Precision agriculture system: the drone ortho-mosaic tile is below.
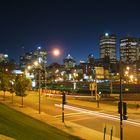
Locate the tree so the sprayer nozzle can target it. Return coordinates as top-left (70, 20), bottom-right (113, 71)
top-left (0, 59), bottom-right (17, 101)
top-left (14, 75), bottom-right (31, 107)
top-left (0, 59), bottom-right (17, 74)
top-left (0, 72), bottom-right (10, 101)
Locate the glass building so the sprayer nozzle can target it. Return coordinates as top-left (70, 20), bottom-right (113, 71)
top-left (100, 33), bottom-right (117, 64)
top-left (120, 37), bottom-right (139, 64)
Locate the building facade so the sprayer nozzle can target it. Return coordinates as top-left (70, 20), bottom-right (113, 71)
top-left (20, 47), bottom-right (47, 87)
top-left (20, 46), bottom-right (47, 69)
top-left (0, 53), bottom-right (8, 62)
top-left (100, 33), bottom-right (117, 64)
top-left (120, 37), bottom-right (139, 64)
top-left (63, 54), bottom-right (76, 69)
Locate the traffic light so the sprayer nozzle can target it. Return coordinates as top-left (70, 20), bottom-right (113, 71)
top-left (62, 92), bottom-right (66, 104)
top-left (123, 102), bottom-right (127, 115)
top-left (123, 115), bottom-right (128, 120)
top-left (123, 102), bottom-right (128, 120)
top-left (118, 102), bottom-right (122, 114)
top-left (118, 102), bottom-right (128, 120)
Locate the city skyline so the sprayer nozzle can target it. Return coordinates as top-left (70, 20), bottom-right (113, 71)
top-left (0, 0), bottom-right (140, 64)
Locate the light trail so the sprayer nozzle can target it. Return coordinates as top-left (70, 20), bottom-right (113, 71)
top-left (55, 104), bottom-right (140, 127)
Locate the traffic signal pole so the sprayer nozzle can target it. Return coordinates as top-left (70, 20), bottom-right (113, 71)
top-left (62, 102), bottom-right (64, 123)
top-left (62, 92), bottom-right (66, 123)
top-left (120, 62), bottom-right (123, 140)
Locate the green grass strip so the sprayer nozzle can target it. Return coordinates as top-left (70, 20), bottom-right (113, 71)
top-left (0, 103), bottom-right (81, 140)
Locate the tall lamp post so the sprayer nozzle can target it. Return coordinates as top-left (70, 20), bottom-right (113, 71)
top-left (27, 62), bottom-right (42, 114)
top-left (27, 48), bottom-right (60, 114)
top-left (34, 61), bottom-right (42, 114)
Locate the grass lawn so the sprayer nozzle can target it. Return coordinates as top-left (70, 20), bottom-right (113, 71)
top-left (0, 103), bottom-right (80, 140)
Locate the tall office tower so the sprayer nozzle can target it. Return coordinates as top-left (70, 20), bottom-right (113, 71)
top-left (100, 33), bottom-right (117, 63)
top-left (120, 37), bottom-right (139, 64)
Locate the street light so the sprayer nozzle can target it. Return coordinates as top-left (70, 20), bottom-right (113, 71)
top-left (130, 75), bottom-right (134, 82)
top-left (27, 62), bottom-right (42, 114)
top-left (34, 61), bottom-right (39, 66)
top-left (124, 66), bottom-right (136, 84)
top-left (26, 48), bottom-right (60, 114)
top-left (34, 61), bottom-right (41, 114)
top-left (126, 66), bottom-right (130, 71)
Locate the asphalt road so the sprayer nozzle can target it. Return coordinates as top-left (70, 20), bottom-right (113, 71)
top-left (1, 92), bottom-right (140, 140)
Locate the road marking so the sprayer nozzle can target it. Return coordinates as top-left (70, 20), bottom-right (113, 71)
top-left (69, 116), bottom-right (94, 122)
top-left (54, 112), bottom-right (84, 118)
top-left (55, 104), bottom-right (140, 127)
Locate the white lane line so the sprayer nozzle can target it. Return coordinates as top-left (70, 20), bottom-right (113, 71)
top-left (55, 104), bottom-right (140, 127)
top-left (54, 112), bottom-right (84, 118)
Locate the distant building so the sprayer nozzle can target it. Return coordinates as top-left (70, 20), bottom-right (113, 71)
top-left (100, 33), bottom-right (117, 64)
top-left (78, 54), bottom-right (95, 81)
top-left (0, 53), bottom-right (8, 62)
top-left (20, 46), bottom-right (47, 69)
top-left (46, 63), bottom-right (63, 82)
top-left (87, 54), bottom-right (94, 64)
top-left (120, 37), bottom-right (139, 64)
top-left (63, 54), bottom-right (76, 69)
top-left (20, 47), bottom-right (47, 88)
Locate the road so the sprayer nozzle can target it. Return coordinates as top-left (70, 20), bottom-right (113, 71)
top-left (55, 104), bottom-right (140, 140)
top-left (1, 92), bottom-right (140, 140)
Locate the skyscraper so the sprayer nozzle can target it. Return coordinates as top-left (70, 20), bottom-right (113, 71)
top-left (100, 33), bottom-right (117, 64)
top-left (120, 37), bottom-right (139, 64)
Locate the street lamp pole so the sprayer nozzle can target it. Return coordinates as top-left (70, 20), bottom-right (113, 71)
top-left (34, 61), bottom-right (41, 114)
top-left (119, 61), bottom-right (123, 140)
top-left (38, 68), bottom-right (41, 114)
top-left (27, 48), bottom-right (60, 114)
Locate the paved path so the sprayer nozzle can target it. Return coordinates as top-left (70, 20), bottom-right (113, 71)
top-left (0, 134), bottom-right (15, 140)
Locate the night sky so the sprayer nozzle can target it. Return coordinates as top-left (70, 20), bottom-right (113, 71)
top-left (0, 0), bottom-right (140, 64)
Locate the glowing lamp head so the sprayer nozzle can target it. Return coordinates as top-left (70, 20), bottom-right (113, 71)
top-left (53, 49), bottom-right (60, 56)
top-left (126, 66), bottom-right (130, 70)
top-left (130, 75), bottom-right (134, 79)
top-left (34, 61), bottom-right (39, 66)
top-left (27, 65), bottom-right (31, 70)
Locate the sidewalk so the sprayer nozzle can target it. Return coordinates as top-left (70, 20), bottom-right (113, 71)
top-left (0, 134), bottom-right (15, 140)
top-left (1, 100), bottom-right (119, 140)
